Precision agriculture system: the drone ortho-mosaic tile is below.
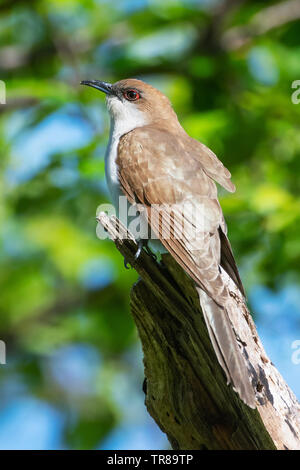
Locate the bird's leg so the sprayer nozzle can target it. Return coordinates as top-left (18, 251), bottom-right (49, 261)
top-left (134, 239), bottom-right (145, 261)
top-left (124, 239), bottom-right (157, 269)
top-left (124, 239), bottom-right (145, 269)
top-left (135, 239), bottom-right (158, 262)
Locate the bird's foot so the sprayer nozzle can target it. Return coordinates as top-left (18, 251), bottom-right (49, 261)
top-left (124, 258), bottom-right (131, 270)
top-left (124, 239), bottom-right (145, 269)
top-left (124, 240), bottom-right (157, 269)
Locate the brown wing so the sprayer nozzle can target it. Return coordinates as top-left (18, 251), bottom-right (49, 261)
top-left (117, 126), bottom-right (238, 305)
top-left (188, 139), bottom-right (236, 193)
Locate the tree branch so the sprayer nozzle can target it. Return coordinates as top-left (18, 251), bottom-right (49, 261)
top-left (222, 0), bottom-right (300, 51)
top-left (97, 212), bottom-right (300, 450)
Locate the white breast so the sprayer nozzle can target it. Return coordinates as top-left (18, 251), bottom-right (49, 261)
top-left (105, 127), bottom-right (123, 210)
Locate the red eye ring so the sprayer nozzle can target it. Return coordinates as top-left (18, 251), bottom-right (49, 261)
top-left (124, 89), bottom-right (140, 101)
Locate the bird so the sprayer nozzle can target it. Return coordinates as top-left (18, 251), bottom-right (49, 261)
top-left (81, 77), bottom-right (256, 409)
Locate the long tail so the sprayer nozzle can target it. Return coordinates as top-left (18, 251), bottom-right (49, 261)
top-left (197, 288), bottom-right (256, 408)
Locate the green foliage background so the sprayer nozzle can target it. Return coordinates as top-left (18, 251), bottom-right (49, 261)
top-left (1, 0), bottom-right (300, 449)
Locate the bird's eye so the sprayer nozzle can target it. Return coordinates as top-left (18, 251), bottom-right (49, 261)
top-left (124, 89), bottom-right (140, 101)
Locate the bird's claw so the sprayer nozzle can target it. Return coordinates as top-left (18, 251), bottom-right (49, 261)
top-left (124, 259), bottom-right (131, 269)
top-left (134, 239), bottom-right (144, 261)
top-left (123, 240), bottom-right (157, 269)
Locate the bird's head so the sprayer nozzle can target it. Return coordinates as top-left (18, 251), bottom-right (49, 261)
top-left (81, 78), bottom-right (179, 131)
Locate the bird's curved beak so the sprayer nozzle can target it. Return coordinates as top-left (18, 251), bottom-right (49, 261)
top-left (80, 80), bottom-right (113, 94)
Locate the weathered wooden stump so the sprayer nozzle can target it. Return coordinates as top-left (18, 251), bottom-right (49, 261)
top-left (97, 212), bottom-right (300, 450)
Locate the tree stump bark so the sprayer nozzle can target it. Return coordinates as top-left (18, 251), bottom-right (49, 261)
top-left (97, 212), bottom-right (300, 450)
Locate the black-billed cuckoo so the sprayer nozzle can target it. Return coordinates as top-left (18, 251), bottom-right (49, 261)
top-left (81, 78), bottom-right (256, 408)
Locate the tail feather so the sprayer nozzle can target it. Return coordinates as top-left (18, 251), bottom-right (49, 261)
top-left (198, 288), bottom-right (256, 409)
top-left (218, 227), bottom-right (246, 297)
